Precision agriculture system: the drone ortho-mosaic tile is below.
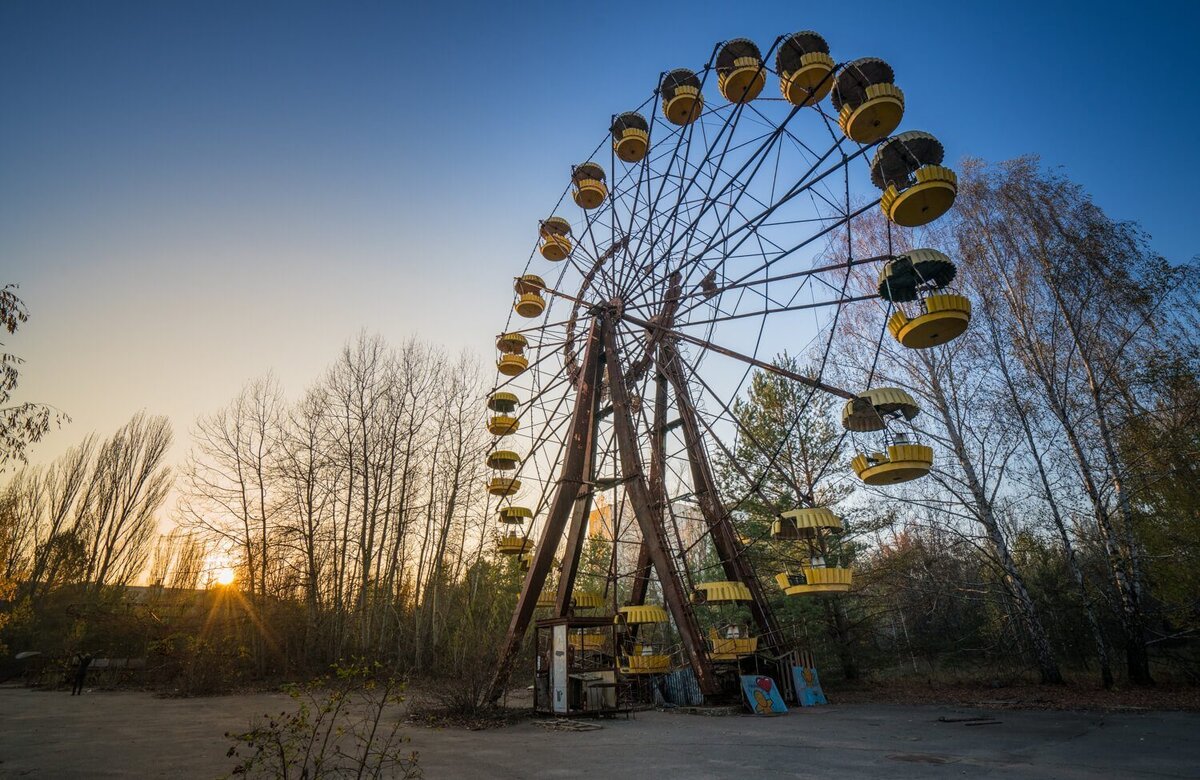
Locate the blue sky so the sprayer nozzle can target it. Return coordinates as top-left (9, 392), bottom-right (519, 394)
top-left (3, 0), bottom-right (1198, 465)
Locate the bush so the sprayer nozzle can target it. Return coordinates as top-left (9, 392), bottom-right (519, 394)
top-left (226, 661), bottom-right (420, 779)
top-left (150, 632), bottom-right (247, 695)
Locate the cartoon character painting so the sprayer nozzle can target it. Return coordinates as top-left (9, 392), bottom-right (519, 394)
top-left (741, 674), bottom-right (788, 715)
top-left (792, 664), bottom-right (828, 706)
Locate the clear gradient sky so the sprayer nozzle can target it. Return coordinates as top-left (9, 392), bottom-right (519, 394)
top-left (3, 0), bottom-right (1198, 468)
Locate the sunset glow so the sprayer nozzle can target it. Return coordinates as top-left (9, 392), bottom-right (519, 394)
top-left (206, 555), bottom-right (236, 587)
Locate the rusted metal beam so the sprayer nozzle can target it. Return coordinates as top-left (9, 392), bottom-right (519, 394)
top-left (626, 545), bottom-right (652, 609)
top-left (486, 319), bottom-right (604, 704)
top-left (660, 341), bottom-right (785, 655)
top-left (603, 315), bottom-right (719, 695)
top-left (554, 358), bottom-right (604, 615)
top-left (626, 362), bottom-right (669, 641)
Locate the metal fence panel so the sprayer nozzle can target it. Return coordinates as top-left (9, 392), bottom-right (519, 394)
top-left (662, 667), bottom-right (703, 706)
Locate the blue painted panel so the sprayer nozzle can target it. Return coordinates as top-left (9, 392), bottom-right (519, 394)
top-left (741, 674), bottom-right (788, 715)
top-left (791, 665), bottom-right (828, 706)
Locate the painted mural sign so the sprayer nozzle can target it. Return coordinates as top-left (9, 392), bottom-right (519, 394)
top-left (791, 665), bottom-right (828, 706)
top-left (741, 674), bottom-right (788, 715)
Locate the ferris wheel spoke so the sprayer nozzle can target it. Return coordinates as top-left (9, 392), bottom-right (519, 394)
top-left (654, 100), bottom-right (801, 254)
top-left (674, 198), bottom-right (878, 321)
top-left (500, 317), bottom-right (574, 337)
top-left (620, 84), bottom-right (710, 282)
top-left (621, 253), bottom-right (888, 319)
top-left (622, 100), bottom-right (788, 295)
top-left (512, 414), bottom-right (572, 517)
top-left (674, 344), bottom-right (820, 505)
top-left (670, 163), bottom-right (861, 304)
top-left (674, 137), bottom-right (871, 290)
top-left (619, 308), bottom-right (854, 399)
top-left (644, 125), bottom-right (789, 288)
top-left (672, 136), bottom-right (843, 269)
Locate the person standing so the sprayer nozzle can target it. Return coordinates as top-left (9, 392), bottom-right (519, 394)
top-left (71, 652), bottom-right (92, 696)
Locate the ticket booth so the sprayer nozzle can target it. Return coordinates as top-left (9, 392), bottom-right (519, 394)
top-left (533, 616), bottom-right (625, 716)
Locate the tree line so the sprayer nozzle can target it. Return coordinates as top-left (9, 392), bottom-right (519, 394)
top-left (807, 157), bottom-right (1197, 687)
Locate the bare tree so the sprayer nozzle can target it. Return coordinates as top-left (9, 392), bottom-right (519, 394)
top-left (25, 438), bottom-right (95, 597)
top-left (148, 529), bottom-right (209, 591)
top-left (831, 209), bottom-right (1064, 683)
top-left (950, 157), bottom-right (1192, 684)
top-left (182, 376), bottom-right (283, 599)
top-left (78, 412), bottom-right (172, 589)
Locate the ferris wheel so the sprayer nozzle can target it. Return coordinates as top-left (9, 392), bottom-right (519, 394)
top-left (482, 32), bottom-right (968, 703)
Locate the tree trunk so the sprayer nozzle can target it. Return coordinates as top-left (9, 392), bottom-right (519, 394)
top-left (989, 316), bottom-right (1114, 688)
top-left (926, 354), bottom-right (1063, 684)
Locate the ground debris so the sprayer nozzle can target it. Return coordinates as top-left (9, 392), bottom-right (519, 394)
top-left (938, 716), bottom-right (1000, 724)
top-left (405, 705), bottom-right (531, 731)
top-left (664, 704), bottom-right (742, 717)
top-left (533, 718), bottom-right (604, 732)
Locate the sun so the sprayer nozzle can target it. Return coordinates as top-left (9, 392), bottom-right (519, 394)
top-left (205, 553), bottom-right (237, 587)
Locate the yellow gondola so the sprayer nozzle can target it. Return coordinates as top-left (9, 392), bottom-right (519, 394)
top-left (487, 391), bottom-right (518, 413)
top-left (692, 580), bottom-right (752, 603)
top-left (775, 566), bottom-right (853, 596)
top-left (771, 507), bottom-right (842, 539)
top-left (496, 332), bottom-right (527, 354)
top-left (611, 112), bottom-right (649, 163)
top-left (572, 592), bottom-right (605, 610)
top-left (716, 38), bottom-right (765, 103)
top-left (871, 132), bottom-right (957, 227)
top-left (515, 274), bottom-right (544, 295)
top-left (571, 162), bottom-right (607, 209)
top-left (776, 31), bottom-right (834, 107)
top-left (497, 532), bottom-right (533, 555)
top-left (773, 506), bottom-right (853, 596)
top-left (616, 604), bottom-right (672, 674)
top-left (514, 293), bottom-right (545, 318)
top-left (661, 68), bottom-right (703, 125)
top-left (708, 628), bottom-right (758, 660)
top-left (488, 414), bottom-right (519, 436)
top-left (486, 450), bottom-right (521, 470)
top-left (488, 476), bottom-right (521, 496)
top-left (843, 388), bottom-right (933, 484)
top-left (615, 604), bottom-right (669, 624)
top-left (539, 217), bottom-right (572, 261)
top-left (851, 444), bottom-right (934, 484)
top-left (620, 648), bottom-right (672, 675)
top-left (889, 293), bottom-right (971, 348)
top-left (498, 505), bottom-right (532, 523)
top-left (841, 387), bottom-right (920, 432)
top-left (497, 354), bottom-right (527, 376)
top-left (513, 274), bottom-right (546, 318)
top-left (496, 332), bottom-right (529, 377)
top-left (518, 551), bottom-right (533, 572)
top-left (831, 57), bottom-right (904, 143)
top-left (878, 249), bottom-right (971, 348)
